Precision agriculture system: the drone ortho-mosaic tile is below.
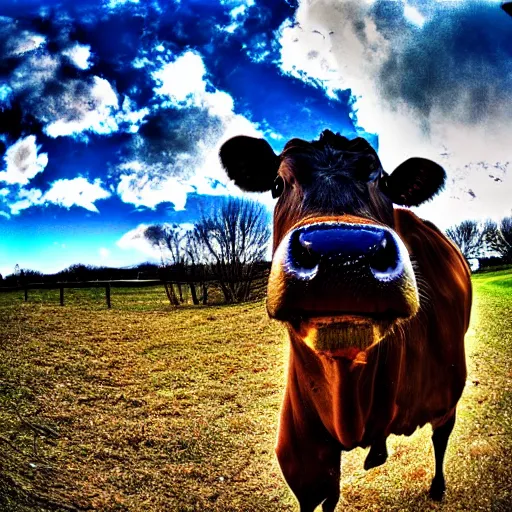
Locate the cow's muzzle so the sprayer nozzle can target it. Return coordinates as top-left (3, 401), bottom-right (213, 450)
top-left (267, 221), bottom-right (419, 353)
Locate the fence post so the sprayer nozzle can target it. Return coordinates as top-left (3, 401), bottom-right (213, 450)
top-left (106, 283), bottom-right (111, 309)
top-left (60, 286), bottom-right (64, 306)
top-left (24, 287), bottom-right (28, 302)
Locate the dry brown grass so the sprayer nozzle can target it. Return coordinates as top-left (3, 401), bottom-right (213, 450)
top-left (0, 272), bottom-right (511, 511)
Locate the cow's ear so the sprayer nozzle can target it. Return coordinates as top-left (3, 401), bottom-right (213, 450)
top-left (219, 136), bottom-right (279, 192)
top-left (380, 157), bottom-right (446, 206)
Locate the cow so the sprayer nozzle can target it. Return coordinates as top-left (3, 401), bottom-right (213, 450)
top-left (219, 130), bottom-right (472, 512)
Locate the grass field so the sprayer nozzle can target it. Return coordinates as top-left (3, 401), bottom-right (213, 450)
top-left (0, 271), bottom-right (511, 511)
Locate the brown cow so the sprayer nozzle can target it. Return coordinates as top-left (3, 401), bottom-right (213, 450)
top-left (219, 130), bottom-right (472, 512)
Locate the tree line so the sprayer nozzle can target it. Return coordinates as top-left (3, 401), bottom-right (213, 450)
top-left (2, 206), bottom-right (509, 304)
top-left (445, 216), bottom-right (512, 264)
top-left (0, 262), bottom-right (161, 286)
top-left (0, 197), bottom-right (271, 306)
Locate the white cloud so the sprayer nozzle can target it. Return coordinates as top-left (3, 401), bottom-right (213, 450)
top-left (415, 160), bottom-right (512, 230)
top-left (218, 0), bottom-right (255, 33)
top-left (0, 136), bottom-right (48, 185)
top-left (279, 1), bottom-right (389, 103)
top-left (7, 177), bottom-right (111, 215)
top-left (230, 5), bottom-right (247, 18)
top-left (277, 0), bottom-right (512, 230)
top-left (220, 22), bottom-right (242, 34)
top-left (43, 177), bottom-right (111, 212)
top-left (404, 4), bottom-right (426, 28)
top-left (8, 37), bottom-right (120, 140)
top-left (116, 224), bottom-right (161, 259)
top-left (207, 90), bottom-right (235, 118)
top-left (8, 31), bottom-right (45, 56)
top-left (116, 96), bottom-right (150, 133)
top-left (117, 164), bottom-right (194, 210)
top-left (0, 84), bottom-right (12, 105)
top-left (152, 51), bottom-right (235, 118)
top-left (11, 53), bottom-right (60, 94)
top-left (63, 44), bottom-right (92, 70)
top-left (45, 77), bottom-right (119, 138)
top-left (153, 52), bottom-right (207, 104)
top-left (106, 0), bottom-right (140, 8)
top-left (116, 222), bottom-right (196, 260)
top-left (117, 50), bottom-right (272, 210)
top-left (9, 188), bottom-right (43, 214)
top-left (116, 110), bottom-right (271, 210)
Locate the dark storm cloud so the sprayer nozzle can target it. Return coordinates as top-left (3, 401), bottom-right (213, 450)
top-left (13, 57), bottom-right (101, 126)
top-left (125, 106), bottom-right (224, 178)
top-left (373, 1), bottom-right (512, 124)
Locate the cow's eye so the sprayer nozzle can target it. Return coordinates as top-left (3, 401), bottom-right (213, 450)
top-left (354, 154), bottom-right (380, 182)
top-left (272, 176), bottom-right (285, 198)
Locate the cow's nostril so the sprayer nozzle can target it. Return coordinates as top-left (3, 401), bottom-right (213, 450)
top-left (369, 232), bottom-right (400, 277)
top-left (290, 231), bottom-right (321, 270)
top-left (284, 224), bottom-right (404, 282)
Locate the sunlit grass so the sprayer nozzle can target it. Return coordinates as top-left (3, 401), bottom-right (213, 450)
top-left (0, 270), bottom-right (511, 510)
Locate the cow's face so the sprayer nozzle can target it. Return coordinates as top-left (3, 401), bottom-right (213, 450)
top-left (220, 130), bottom-right (446, 358)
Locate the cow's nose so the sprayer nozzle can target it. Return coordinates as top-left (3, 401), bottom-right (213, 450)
top-left (268, 221), bottom-right (418, 320)
top-left (288, 224), bottom-right (402, 281)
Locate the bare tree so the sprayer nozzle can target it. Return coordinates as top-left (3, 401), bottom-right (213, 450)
top-left (144, 224), bottom-right (187, 305)
top-left (195, 197), bottom-right (270, 303)
top-left (13, 264), bottom-right (21, 286)
top-left (483, 216), bottom-right (512, 262)
top-left (184, 230), bottom-right (211, 305)
top-left (445, 220), bottom-right (484, 261)
top-left (144, 198), bottom-right (270, 305)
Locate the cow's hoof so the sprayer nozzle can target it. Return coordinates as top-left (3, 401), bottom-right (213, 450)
top-left (364, 447), bottom-right (387, 470)
top-left (429, 476), bottom-right (446, 501)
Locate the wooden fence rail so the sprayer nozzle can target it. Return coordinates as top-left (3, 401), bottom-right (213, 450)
top-left (0, 280), bottom-right (162, 308)
top-left (0, 274), bottom-right (269, 308)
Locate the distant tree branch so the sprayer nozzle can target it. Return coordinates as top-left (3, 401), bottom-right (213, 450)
top-left (482, 216), bottom-right (512, 262)
top-left (445, 220), bottom-right (484, 260)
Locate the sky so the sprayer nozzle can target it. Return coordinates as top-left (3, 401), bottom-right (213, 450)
top-left (0, 0), bottom-right (511, 276)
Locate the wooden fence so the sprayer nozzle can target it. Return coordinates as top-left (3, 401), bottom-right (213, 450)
top-left (0, 273), bottom-right (269, 308)
top-left (0, 280), bottom-right (162, 309)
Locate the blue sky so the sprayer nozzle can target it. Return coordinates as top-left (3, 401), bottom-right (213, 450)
top-left (0, 0), bottom-right (511, 275)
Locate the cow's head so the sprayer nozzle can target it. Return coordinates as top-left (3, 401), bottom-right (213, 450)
top-left (220, 130), bottom-right (445, 358)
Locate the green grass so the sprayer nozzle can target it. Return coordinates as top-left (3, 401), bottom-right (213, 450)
top-left (0, 270), bottom-right (511, 511)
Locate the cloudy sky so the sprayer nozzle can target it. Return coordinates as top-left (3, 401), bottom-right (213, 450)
top-left (0, 0), bottom-right (510, 275)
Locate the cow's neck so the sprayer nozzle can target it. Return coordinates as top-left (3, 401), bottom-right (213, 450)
top-left (285, 329), bottom-right (403, 449)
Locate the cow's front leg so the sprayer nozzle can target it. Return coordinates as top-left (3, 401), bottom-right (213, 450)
top-left (364, 437), bottom-right (388, 470)
top-left (276, 413), bottom-right (341, 512)
top-left (430, 410), bottom-right (456, 501)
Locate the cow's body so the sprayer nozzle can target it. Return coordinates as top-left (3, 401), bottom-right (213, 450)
top-left (276, 208), bottom-right (471, 510)
top-left (220, 131), bottom-right (472, 511)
